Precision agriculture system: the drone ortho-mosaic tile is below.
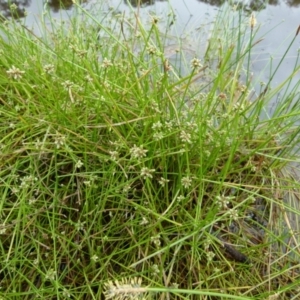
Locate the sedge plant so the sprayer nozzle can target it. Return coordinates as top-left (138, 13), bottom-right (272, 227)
top-left (0, 1), bottom-right (300, 299)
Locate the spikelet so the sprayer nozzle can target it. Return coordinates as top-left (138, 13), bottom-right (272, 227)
top-left (249, 12), bottom-right (257, 30)
top-left (103, 277), bottom-right (148, 300)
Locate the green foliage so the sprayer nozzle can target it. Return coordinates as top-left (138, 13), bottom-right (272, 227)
top-left (0, 2), bottom-right (300, 299)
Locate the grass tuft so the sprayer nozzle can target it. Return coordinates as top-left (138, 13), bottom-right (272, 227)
top-left (0, 1), bottom-right (300, 299)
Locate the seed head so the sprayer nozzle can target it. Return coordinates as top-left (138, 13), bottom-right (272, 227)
top-left (249, 13), bottom-right (257, 29)
top-left (190, 58), bottom-right (202, 69)
top-left (103, 277), bottom-right (147, 300)
top-left (140, 167), bottom-right (155, 179)
top-left (130, 145), bottom-right (148, 160)
top-left (181, 176), bottom-right (192, 189)
top-left (6, 66), bottom-right (25, 80)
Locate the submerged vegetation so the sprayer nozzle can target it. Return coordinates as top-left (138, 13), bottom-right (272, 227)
top-left (0, 1), bottom-right (300, 299)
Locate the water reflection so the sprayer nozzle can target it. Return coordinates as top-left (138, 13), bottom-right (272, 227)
top-left (124, 0), bottom-right (164, 7)
top-left (0, 0), bottom-right (86, 19)
top-left (123, 0), bottom-right (300, 9)
top-left (0, 0), bottom-right (30, 18)
top-left (46, 0), bottom-right (88, 11)
top-left (285, 0), bottom-right (300, 6)
top-left (0, 0), bottom-right (299, 20)
top-left (124, 0), bottom-right (282, 11)
top-left (46, 0), bottom-right (74, 12)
